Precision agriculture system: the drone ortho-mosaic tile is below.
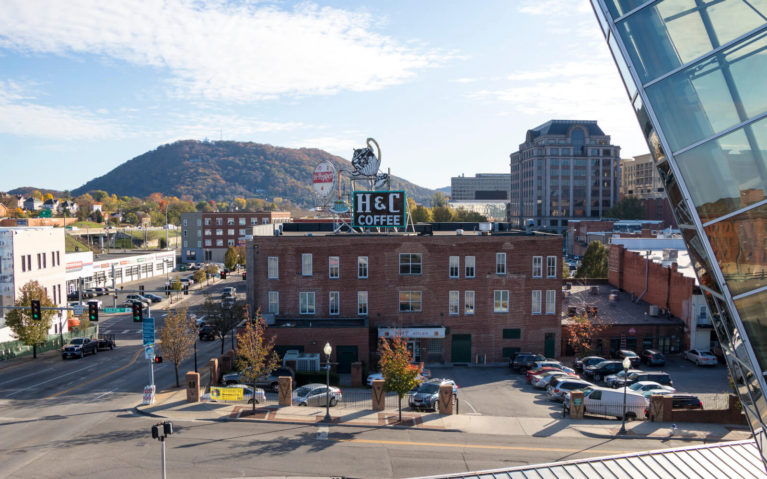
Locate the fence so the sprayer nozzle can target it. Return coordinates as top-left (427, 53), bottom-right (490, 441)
top-left (0, 325), bottom-right (99, 360)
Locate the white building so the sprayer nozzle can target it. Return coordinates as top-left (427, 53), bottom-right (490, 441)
top-left (65, 250), bottom-right (176, 294)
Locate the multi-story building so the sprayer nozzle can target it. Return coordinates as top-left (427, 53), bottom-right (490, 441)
top-left (450, 173), bottom-right (511, 201)
top-left (180, 211), bottom-right (291, 264)
top-left (0, 227), bottom-right (67, 342)
top-left (509, 120), bottom-right (621, 234)
top-left (246, 225), bottom-right (562, 372)
top-left (620, 154), bottom-right (665, 200)
top-left (592, 0), bottom-right (767, 462)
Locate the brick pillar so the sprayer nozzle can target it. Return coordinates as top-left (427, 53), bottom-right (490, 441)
top-left (372, 379), bottom-right (385, 411)
top-left (220, 354), bottom-right (232, 372)
top-left (209, 358), bottom-right (219, 387)
top-left (438, 384), bottom-right (453, 415)
top-left (350, 362), bottom-right (362, 388)
top-left (278, 376), bottom-right (293, 406)
top-left (569, 391), bottom-right (584, 419)
top-left (186, 371), bottom-right (201, 403)
top-left (649, 394), bottom-right (672, 422)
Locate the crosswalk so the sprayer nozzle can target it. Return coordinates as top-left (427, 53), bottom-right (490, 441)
top-left (101, 329), bottom-right (143, 335)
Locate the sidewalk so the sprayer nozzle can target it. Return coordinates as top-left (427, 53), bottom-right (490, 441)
top-left (135, 387), bottom-right (753, 442)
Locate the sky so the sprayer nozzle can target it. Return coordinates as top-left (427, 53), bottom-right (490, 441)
top-left (0, 0), bottom-right (648, 193)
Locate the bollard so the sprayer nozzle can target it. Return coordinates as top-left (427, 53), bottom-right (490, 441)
top-left (278, 376), bottom-right (293, 406)
top-left (569, 391), bottom-right (584, 419)
top-left (185, 371), bottom-right (201, 403)
top-left (371, 379), bottom-right (386, 411)
top-left (209, 358), bottom-right (219, 387)
top-left (438, 384), bottom-right (453, 415)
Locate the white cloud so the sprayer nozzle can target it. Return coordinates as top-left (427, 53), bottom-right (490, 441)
top-left (518, 0), bottom-right (591, 16)
top-left (290, 136), bottom-right (359, 156)
top-left (0, 0), bottom-right (448, 102)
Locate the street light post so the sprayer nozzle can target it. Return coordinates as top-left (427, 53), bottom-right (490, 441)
top-left (323, 342), bottom-right (332, 422)
top-left (618, 357), bottom-right (632, 435)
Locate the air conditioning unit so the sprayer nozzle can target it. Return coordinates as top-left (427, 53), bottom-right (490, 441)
top-left (649, 305), bottom-right (659, 316)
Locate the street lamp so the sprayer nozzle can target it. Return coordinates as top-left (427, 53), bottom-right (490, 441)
top-left (618, 356), bottom-right (632, 435)
top-left (323, 342), bottom-right (332, 422)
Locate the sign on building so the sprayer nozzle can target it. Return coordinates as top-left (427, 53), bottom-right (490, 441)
top-left (352, 191), bottom-right (406, 228)
top-left (312, 161), bottom-right (337, 198)
top-left (210, 386), bottom-right (245, 401)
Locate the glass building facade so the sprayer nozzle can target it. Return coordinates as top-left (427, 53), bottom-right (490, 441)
top-left (591, 0), bottom-right (767, 463)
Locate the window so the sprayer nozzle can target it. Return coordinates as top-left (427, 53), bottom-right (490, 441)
top-left (262, 218), bottom-right (269, 224)
top-left (464, 291), bottom-right (475, 315)
top-left (251, 218), bottom-right (258, 225)
top-left (299, 292), bottom-right (315, 314)
top-left (494, 290), bottom-right (509, 312)
top-left (227, 229), bottom-right (235, 236)
top-left (183, 240), bottom-right (188, 248)
top-left (465, 256), bottom-right (475, 278)
top-left (329, 256), bottom-right (340, 279)
top-left (532, 256), bottom-right (543, 277)
top-left (546, 256), bottom-right (557, 278)
top-left (227, 239), bottom-right (235, 246)
top-left (399, 291), bottom-right (423, 312)
top-left (267, 257), bottom-right (279, 278)
top-left (449, 291), bottom-right (459, 315)
top-left (183, 230), bottom-right (188, 238)
top-left (239, 229), bottom-right (246, 235)
top-left (216, 239), bottom-right (224, 247)
top-left (204, 218), bottom-right (211, 226)
top-left (357, 256), bottom-right (368, 278)
top-left (399, 253), bottom-right (422, 275)
top-left (239, 218), bottom-right (246, 225)
top-left (204, 229), bottom-right (212, 236)
top-left (224, 218), bottom-right (233, 225)
top-left (546, 290), bottom-right (556, 314)
top-left (532, 290), bottom-right (542, 314)
top-left (215, 229), bottom-right (223, 236)
top-left (358, 291), bottom-right (368, 316)
top-left (183, 219), bottom-right (188, 227)
top-left (196, 219), bottom-right (201, 226)
top-left (216, 218), bottom-right (222, 225)
top-left (204, 239), bottom-right (212, 247)
top-left (449, 256), bottom-right (459, 278)
top-left (268, 291), bottom-right (279, 314)
top-left (329, 291), bottom-right (339, 315)
top-left (302, 254), bottom-right (312, 276)
top-left (496, 253), bottom-right (506, 275)
top-left (196, 241), bottom-right (201, 248)
top-left (503, 328), bottom-right (521, 339)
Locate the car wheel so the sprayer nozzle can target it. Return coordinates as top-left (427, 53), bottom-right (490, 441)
top-left (93, 348), bottom-right (97, 355)
top-left (248, 398), bottom-right (259, 404)
top-left (271, 382), bottom-right (279, 393)
top-left (329, 397), bottom-right (338, 407)
top-left (299, 402), bottom-right (307, 406)
top-left (625, 412), bottom-right (636, 421)
top-left (80, 351), bottom-right (84, 358)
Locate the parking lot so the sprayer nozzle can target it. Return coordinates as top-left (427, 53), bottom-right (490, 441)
top-left (426, 355), bottom-right (733, 419)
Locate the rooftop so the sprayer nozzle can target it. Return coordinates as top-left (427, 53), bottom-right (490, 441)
top-left (562, 285), bottom-right (684, 327)
top-left (529, 119), bottom-right (605, 138)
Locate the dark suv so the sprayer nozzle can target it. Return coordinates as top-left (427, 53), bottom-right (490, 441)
top-left (512, 353), bottom-right (546, 372)
top-left (198, 324), bottom-right (215, 341)
top-left (672, 394), bottom-right (703, 409)
top-left (583, 360), bottom-right (624, 381)
top-left (612, 349), bottom-right (641, 368)
top-left (616, 371), bottom-right (673, 388)
top-left (641, 349), bottom-right (666, 366)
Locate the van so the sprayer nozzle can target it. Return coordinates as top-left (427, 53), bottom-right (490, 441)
top-left (569, 386), bottom-right (649, 420)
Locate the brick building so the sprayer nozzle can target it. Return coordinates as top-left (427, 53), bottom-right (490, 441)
top-left (246, 226), bottom-right (563, 371)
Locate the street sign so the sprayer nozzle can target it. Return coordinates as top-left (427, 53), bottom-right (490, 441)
top-left (142, 385), bottom-right (156, 405)
top-left (210, 386), bottom-right (244, 401)
top-left (103, 307), bottom-right (129, 314)
top-left (72, 305), bottom-right (84, 316)
top-left (144, 344), bottom-right (155, 360)
top-left (142, 316), bottom-right (155, 346)
top-left (39, 209), bottom-right (52, 218)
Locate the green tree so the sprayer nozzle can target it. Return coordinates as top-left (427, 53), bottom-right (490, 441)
top-left (431, 206), bottom-right (455, 222)
top-left (411, 205), bottom-right (432, 223)
top-left (607, 196), bottom-right (645, 220)
top-left (4, 281), bottom-right (56, 358)
top-left (431, 191), bottom-right (449, 207)
top-left (237, 246), bottom-right (247, 267)
top-left (575, 241), bottom-right (609, 278)
top-left (378, 336), bottom-right (422, 422)
top-left (92, 209), bottom-right (104, 223)
top-left (453, 207), bottom-right (487, 222)
top-left (235, 308), bottom-right (280, 414)
top-left (224, 246), bottom-right (239, 271)
top-left (125, 212), bottom-right (139, 225)
top-left (158, 307), bottom-right (196, 387)
top-left (193, 269), bottom-right (206, 284)
top-left (196, 201), bottom-right (213, 212)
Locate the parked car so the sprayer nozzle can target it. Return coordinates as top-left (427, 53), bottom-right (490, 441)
top-left (509, 351), bottom-right (534, 369)
top-left (532, 371), bottom-right (569, 389)
top-left (512, 353), bottom-right (546, 371)
top-left (82, 289), bottom-right (97, 298)
top-left (605, 369), bottom-right (643, 388)
top-left (143, 293), bottom-right (163, 303)
top-left (126, 294), bottom-right (152, 304)
top-left (210, 384), bottom-right (266, 404)
top-left (124, 298), bottom-right (150, 309)
top-left (93, 287), bottom-right (107, 296)
top-left (222, 367), bottom-right (295, 392)
top-left (612, 349), bottom-right (641, 367)
top-left (685, 349), bottom-right (718, 366)
top-left (547, 378), bottom-right (593, 402)
top-left (67, 291), bottom-right (80, 301)
top-left (640, 349), bottom-right (666, 366)
top-left (583, 360), bottom-right (624, 382)
top-left (199, 325), bottom-right (216, 341)
top-left (62, 337), bottom-right (98, 359)
top-left (408, 378), bottom-right (458, 411)
top-left (564, 386), bottom-right (649, 420)
top-left (527, 365), bottom-right (575, 383)
top-left (671, 394), bottom-right (704, 410)
top-left (574, 356), bottom-right (605, 371)
top-left (95, 334), bottom-right (116, 350)
top-left (615, 371), bottom-right (674, 388)
top-left (628, 381), bottom-right (676, 395)
top-left (293, 383), bottom-right (342, 406)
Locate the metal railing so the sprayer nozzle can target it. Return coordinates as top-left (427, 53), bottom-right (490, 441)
top-left (0, 325), bottom-right (99, 360)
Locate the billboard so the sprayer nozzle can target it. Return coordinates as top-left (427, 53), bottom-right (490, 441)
top-left (209, 386), bottom-right (244, 401)
top-left (312, 161), bottom-right (336, 198)
top-left (352, 191), bottom-right (406, 228)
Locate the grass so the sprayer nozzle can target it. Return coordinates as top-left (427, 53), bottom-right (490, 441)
top-left (71, 220), bottom-right (105, 228)
top-left (65, 233), bottom-right (91, 253)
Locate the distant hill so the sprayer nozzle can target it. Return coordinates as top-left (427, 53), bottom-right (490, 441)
top-left (7, 187), bottom-right (65, 198)
top-left (436, 186), bottom-right (451, 197)
top-left (72, 140), bottom-right (435, 205)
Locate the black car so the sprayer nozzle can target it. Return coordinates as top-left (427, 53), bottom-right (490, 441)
top-left (583, 360), bottom-right (624, 381)
top-left (513, 353), bottom-right (546, 372)
top-left (616, 371), bottom-right (673, 388)
top-left (574, 356), bottom-right (605, 371)
top-left (672, 394), bottom-right (703, 410)
top-left (509, 351), bottom-right (533, 369)
top-left (198, 325), bottom-right (215, 341)
top-left (641, 349), bottom-right (666, 366)
top-left (612, 349), bottom-right (641, 368)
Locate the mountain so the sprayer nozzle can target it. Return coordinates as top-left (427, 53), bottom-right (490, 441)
top-left (72, 140), bottom-right (435, 205)
top-left (7, 187), bottom-right (65, 198)
top-left (436, 186), bottom-right (451, 197)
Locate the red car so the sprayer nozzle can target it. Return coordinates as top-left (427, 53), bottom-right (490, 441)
top-left (527, 366), bottom-right (578, 383)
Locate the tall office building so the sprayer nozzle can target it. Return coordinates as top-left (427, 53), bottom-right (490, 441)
top-left (620, 154), bottom-right (665, 199)
top-left (450, 173), bottom-right (511, 201)
top-left (591, 0), bottom-right (767, 462)
top-left (509, 120), bottom-right (620, 234)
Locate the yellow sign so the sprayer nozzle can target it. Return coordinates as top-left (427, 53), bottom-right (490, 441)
top-left (209, 386), bottom-right (244, 401)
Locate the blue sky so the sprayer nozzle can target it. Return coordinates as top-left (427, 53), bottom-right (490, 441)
top-left (0, 0), bottom-right (647, 193)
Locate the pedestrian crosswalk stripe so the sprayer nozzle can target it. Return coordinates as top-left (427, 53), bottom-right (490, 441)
top-left (122, 329), bottom-right (130, 334)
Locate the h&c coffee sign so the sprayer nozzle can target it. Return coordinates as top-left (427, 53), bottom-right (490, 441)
top-left (352, 191), bottom-right (406, 228)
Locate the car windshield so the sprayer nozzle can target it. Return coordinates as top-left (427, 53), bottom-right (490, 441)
top-left (623, 351), bottom-right (638, 357)
top-left (295, 386), bottom-right (313, 396)
top-left (628, 383), bottom-right (644, 391)
top-left (70, 338), bottom-right (84, 344)
top-left (416, 383), bottom-right (440, 394)
top-left (592, 361), bottom-right (611, 368)
top-left (700, 352), bottom-right (715, 357)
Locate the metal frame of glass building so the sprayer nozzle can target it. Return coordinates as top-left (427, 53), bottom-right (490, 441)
top-left (590, 0), bottom-right (767, 465)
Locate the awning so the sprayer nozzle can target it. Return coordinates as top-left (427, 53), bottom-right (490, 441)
top-left (378, 327), bottom-right (445, 339)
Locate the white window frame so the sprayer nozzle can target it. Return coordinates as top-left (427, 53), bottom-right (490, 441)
top-left (268, 256), bottom-right (279, 279)
top-left (496, 252), bottom-right (506, 275)
top-left (532, 256), bottom-right (543, 278)
top-left (329, 256), bottom-right (340, 279)
top-left (299, 292), bottom-right (315, 315)
top-left (449, 290), bottom-right (459, 315)
top-left (546, 290), bottom-right (556, 314)
top-left (464, 291), bottom-right (475, 315)
top-left (302, 254), bottom-right (312, 276)
top-left (465, 256), bottom-right (475, 278)
top-left (546, 256), bottom-right (557, 278)
top-left (449, 256), bottom-right (459, 278)
top-left (494, 290), bottom-right (509, 312)
top-left (532, 290), bottom-right (542, 314)
top-left (329, 291), bottom-right (340, 315)
top-left (399, 290), bottom-right (423, 312)
top-left (358, 256), bottom-right (368, 279)
top-left (268, 291), bottom-right (279, 314)
top-left (215, 239), bottom-right (223, 247)
top-left (399, 253), bottom-right (422, 275)
top-left (358, 291), bottom-right (368, 316)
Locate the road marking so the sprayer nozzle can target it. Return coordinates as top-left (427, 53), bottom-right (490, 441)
top-left (122, 329), bottom-right (131, 334)
top-left (317, 426), bottom-right (329, 440)
top-left (4, 363), bottom-right (99, 397)
top-left (94, 389), bottom-right (115, 400)
top-left (461, 398), bottom-right (479, 414)
top-left (332, 438), bottom-right (628, 455)
top-left (46, 349), bottom-right (142, 399)
top-left (101, 330), bottom-right (111, 334)
top-left (0, 367), bottom-right (56, 387)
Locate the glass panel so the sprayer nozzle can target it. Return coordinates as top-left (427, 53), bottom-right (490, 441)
top-left (676, 119), bottom-right (767, 223)
top-left (705, 204), bottom-right (767, 296)
top-left (592, 0), bottom-right (611, 34)
top-left (681, 227), bottom-right (721, 293)
top-left (609, 33), bottom-right (638, 98)
top-left (647, 31), bottom-right (767, 152)
top-left (617, 0), bottom-right (767, 84)
top-left (603, 0), bottom-right (648, 18)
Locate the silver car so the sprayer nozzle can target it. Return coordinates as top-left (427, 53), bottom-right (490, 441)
top-left (293, 383), bottom-right (342, 407)
top-left (547, 378), bottom-right (593, 402)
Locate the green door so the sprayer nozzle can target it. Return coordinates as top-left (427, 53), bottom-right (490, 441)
top-left (451, 334), bottom-right (472, 363)
top-left (335, 345), bottom-right (358, 374)
top-left (545, 333), bottom-right (556, 358)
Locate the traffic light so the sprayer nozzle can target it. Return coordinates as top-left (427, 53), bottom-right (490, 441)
top-left (132, 302), bottom-right (143, 321)
top-left (30, 300), bottom-right (41, 320)
top-left (183, 284), bottom-right (189, 295)
top-left (154, 356), bottom-right (163, 363)
top-left (242, 272), bottom-right (246, 280)
top-left (139, 285), bottom-right (145, 294)
top-left (220, 271), bottom-right (227, 279)
top-left (88, 302), bottom-right (99, 322)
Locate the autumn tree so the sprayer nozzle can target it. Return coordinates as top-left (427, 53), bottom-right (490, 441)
top-left (576, 241), bottom-right (608, 278)
top-left (201, 295), bottom-right (243, 354)
top-left (224, 246), bottom-right (239, 271)
top-left (431, 191), bottom-right (449, 207)
top-left (378, 336), bottom-right (422, 422)
top-left (236, 246), bottom-right (246, 267)
top-left (411, 205), bottom-right (432, 223)
top-left (4, 281), bottom-right (56, 358)
top-left (235, 308), bottom-right (280, 413)
top-left (158, 307), bottom-right (197, 387)
top-left (192, 269), bottom-right (206, 284)
top-left (431, 205), bottom-right (455, 222)
top-left (565, 313), bottom-right (607, 358)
